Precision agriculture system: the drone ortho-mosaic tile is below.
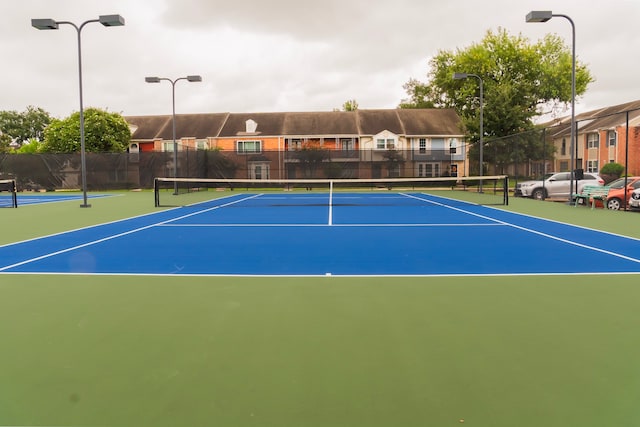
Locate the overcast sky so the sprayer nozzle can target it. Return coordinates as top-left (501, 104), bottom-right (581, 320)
top-left (2, 0), bottom-right (639, 119)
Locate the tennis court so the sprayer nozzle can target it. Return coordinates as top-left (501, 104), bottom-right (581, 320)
top-left (1, 188), bottom-right (640, 427)
top-left (1, 187), bottom-right (639, 276)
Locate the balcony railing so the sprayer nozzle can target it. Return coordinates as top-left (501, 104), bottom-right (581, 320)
top-left (284, 149), bottom-right (360, 161)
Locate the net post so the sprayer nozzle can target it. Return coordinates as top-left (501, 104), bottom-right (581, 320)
top-left (504, 175), bottom-right (509, 206)
top-left (154, 178), bottom-right (160, 207)
top-left (0, 179), bottom-right (18, 208)
top-left (11, 179), bottom-right (17, 208)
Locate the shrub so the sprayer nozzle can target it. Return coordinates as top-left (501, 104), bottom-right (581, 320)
top-left (600, 162), bottom-right (624, 178)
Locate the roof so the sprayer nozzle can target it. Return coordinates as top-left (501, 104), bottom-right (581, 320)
top-left (397, 109), bottom-right (463, 136)
top-left (283, 111), bottom-right (359, 136)
top-left (125, 109), bottom-right (464, 140)
top-left (544, 99), bottom-right (640, 139)
top-left (127, 113), bottom-right (229, 140)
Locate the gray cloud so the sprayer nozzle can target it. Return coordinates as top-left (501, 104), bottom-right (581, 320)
top-left (2, 0), bottom-right (640, 119)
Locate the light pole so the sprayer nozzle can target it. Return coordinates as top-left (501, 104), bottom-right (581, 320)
top-left (526, 10), bottom-right (576, 205)
top-left (32, 15), bottom-right (125, 208)
top-left (453, 72), bottom-right (483, 191)
top-left (145, 75), bottom-right (202, 193)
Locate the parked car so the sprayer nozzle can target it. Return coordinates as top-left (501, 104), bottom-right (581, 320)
top-left (602, 177), bottom-right (640, 210)
top-left (515, 172), bottom-right (604, 200)
top-left (629, 188), bottom-right (640, 210)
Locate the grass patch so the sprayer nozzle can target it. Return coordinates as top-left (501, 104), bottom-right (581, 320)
top-left (0, 191), bottom-right (639, 426)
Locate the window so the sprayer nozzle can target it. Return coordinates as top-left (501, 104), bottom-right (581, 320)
top-left (449, 139), bottom-right (457, 154)
top-left (417, 162), bottom-right (440, 177)
top-left (607, 130), bottom-right (616, 147)
top-left (163, 141), bottom-right (177, 152)
top-left (419, 138), bottom-right (427, 153)
top-left (431, 138), bottom-right (445, 152)
top-left (340, 138), bottom-right (355, 151)
top-left (388, 164), bottom-right (400, 178)
top-left (245, 119), bottom-right (258, 133)
top-left (376, 138), bottom-right (396, 150)
top-left (587, 160), bottom-right (599, 173)
top-left (237, 140), bottom-right (262, 154)
top-left (196, 140), bottom-right (208, 150)
top-left (587, 133), bottom-right (599, 149)
top-left (288, 139), bottom-right (303, 150)
top-left (561, 139), bottom-right (566, 155)
top-left (249, 162), bottom-right (270, 179)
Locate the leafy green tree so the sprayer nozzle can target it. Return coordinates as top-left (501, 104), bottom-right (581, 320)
top-left (293, 142), bottom-right (331, 178)
top-left (398, 79), bottom-right (436, 109)
top-left (342, 99), bottom-right (359, 111)
top-left (0, 132), bottom-right (10, 153)
top-left (42, 108), bottom-right (130, 153)
top-left (16, 138), bottom-right (43, 153)
top-left (382, 149), bottom-right (405, 177)
top-left (0, 106), bottom-right (52, 152)
top-left (205, 148), bottom-right (239, 179)
top-left (400, 28), bottom-right (593, 171)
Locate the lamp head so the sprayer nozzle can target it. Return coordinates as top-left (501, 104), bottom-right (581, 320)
top-left (145, 77), bottom-right (161, 83)
top-left (31, 18), bottom-right (59, 30)
top-left (99, 14), bottom-right (125, 26)
top-left (186, 75), bottom-right (202, 82)
top-left (453, 73), bottom-right (469, 80)
top-left (526, 11), bottom-right (553, 23)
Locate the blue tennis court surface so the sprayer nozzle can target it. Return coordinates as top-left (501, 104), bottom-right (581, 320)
top-left (1, 192), bottom-right (640, 276)
top-left (0, 193), bottom-right (111, 206)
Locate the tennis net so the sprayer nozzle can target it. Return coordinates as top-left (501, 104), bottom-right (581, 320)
top-left (0, 179), bottom-right (18, 208)
top-left (154, 175), bottom-right (509, 208)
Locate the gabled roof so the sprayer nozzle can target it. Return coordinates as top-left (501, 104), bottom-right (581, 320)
top-left (218, 112), bottom-right (287, 137)
top-left (397, 109), bottom-right (463, 136)
top-left (544, 99), bottom-right (640, 138)
top-left (126, 113), bottom-right (229, 140)
top-left (170, 113), bottom-right (229, 139)
top-left (283, 111), bottom-right (359, 136)
top-left (578, 100), bottom-right (640, 133)
top-left (357, 110), bottom-right (404, 135)
top-left (126, 115), bottom-right (171, 140)
top-left (125, 108), bottom-right (464, 140)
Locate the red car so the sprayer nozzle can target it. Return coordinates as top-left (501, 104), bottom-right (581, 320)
top-left (604, 177), bottom-right (640, 210)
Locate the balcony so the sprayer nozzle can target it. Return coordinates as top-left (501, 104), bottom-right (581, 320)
top-left (412, 149), bottom-right (455, 162)
top-left (284, 149), bottom-right (360, 162)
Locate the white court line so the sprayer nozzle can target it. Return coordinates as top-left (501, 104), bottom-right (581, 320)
top-left (0, 194), bottom-right (262, 272)
top-left (3, 270), bottom-right (640, 278)
top-left (157, 223), bottom-right (504, 227)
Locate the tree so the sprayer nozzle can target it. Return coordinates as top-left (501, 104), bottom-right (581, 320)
top-left (293, 141), bottom-right (331, 178)
top-left (0, 131), bottom-right (9, 153)
top-left (42, 108), bottom-right (131, 153)
top-left (400, 28), bottom-right (593, 170)
top-left (342, 99), bottom-right (359, 111)
top-left (0, 106), bottom-right (52, 152)
top-left (205, 148), bottom-right (239, 179)
top-left (382, 149), bottom-right (405, 177)
top-left (16, 138), bottom-right (43, 153)
top-left (398, 79), bottom-right (436, 109)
